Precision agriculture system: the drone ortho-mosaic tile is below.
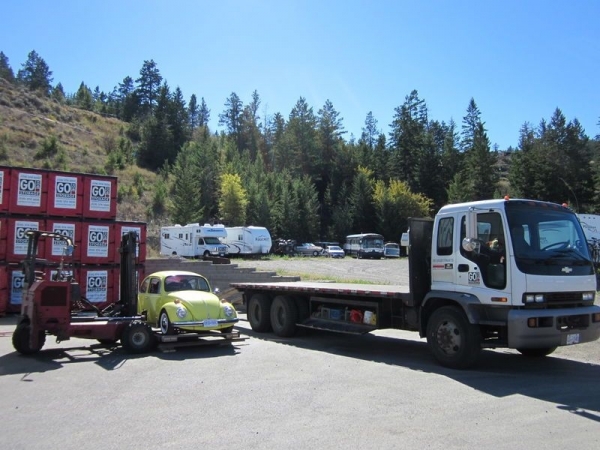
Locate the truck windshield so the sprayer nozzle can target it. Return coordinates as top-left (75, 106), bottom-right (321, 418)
top-left (505, 203), bottom-right (593, 276)
top-left (204, 237), bottom-right (221, 245)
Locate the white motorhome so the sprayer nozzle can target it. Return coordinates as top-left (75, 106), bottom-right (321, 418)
top-left (222, 226), bottom-right (272, 256)
top-left (160, 223), bottom-right (228, 258)
top-left (577, 214), bottom-right (600, 241)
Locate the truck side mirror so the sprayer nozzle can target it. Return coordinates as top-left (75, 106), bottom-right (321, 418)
top-left (463, 208), bottom-right (480, 253)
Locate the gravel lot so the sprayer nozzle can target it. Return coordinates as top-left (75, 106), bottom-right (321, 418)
top-left (231, 256), bottom-right (409, 285)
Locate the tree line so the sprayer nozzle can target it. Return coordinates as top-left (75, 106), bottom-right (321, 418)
top-left (1, 50), bottom-right (599, 244)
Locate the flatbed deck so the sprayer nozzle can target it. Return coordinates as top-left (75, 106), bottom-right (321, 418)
top-left (230, 281), bottom-right (410, 299)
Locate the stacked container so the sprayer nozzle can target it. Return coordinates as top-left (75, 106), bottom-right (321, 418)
top-left (0, 165), bottom-right (146, 315)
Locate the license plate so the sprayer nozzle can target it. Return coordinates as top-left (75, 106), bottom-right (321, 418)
top-left (203, 319), bottom-right (218, 328)
top-left (566, 333), bottom-right (580, 345)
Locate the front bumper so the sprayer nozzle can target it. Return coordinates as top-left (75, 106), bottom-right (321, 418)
top-left (174, 318), bottom-right (239, 328)
top-left (508, 305), bottom-right (600, 348)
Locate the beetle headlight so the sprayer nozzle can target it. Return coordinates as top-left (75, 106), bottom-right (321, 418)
top-left (176, 307), bottom-right (187, 318)
top-left (223, 305), bottom-right (234, 317)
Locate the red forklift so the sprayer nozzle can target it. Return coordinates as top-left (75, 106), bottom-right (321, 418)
top-left (12, 230), bottom-right (156, 355)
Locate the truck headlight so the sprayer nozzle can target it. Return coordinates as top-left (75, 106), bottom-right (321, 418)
top-left (525, 294), bottom-right (545, 303)
top-left (176, 307), bottom-right (187, 318)
top-left (223, 305), bottom-right (234, 317)
top-left (582, 292), bottom-right (595, 301)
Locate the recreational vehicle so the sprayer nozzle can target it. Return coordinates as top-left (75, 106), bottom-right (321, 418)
top-left (160, 223), bottom-right (228, 258)
top-left (222, 226), bottom-right (272, 256)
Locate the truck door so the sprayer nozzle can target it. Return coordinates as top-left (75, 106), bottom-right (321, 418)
top-left (456, 211), bottom-right (509, 297)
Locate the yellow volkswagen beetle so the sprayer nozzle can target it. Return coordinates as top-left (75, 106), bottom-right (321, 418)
top-left (138, 270), bottom-right (238, 335)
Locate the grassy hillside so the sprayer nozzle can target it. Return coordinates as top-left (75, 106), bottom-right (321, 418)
top-left (0, 78), bottom-right (160, 219)
top-left (0, 78), bottom-right (166, 254)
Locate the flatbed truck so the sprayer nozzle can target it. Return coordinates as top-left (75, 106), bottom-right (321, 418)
top-left (232, 198), bottom-right (600, 368)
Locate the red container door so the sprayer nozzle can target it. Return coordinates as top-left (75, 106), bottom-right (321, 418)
top-left (47, 173), bottom-right (84, 217)
top-left (114, 222), bottom-right (147, 263)
top-left (0, 265), bottom-right (7, 316)
top-left (8, 168), bottom-right (48, 215)
top-left (80, 267), bottom-right (114, 306)
top-left (7, 267), bottom-right (25, 313)
top-left (83, 176), bottom-right (117, 219)
top-left (0, 217), bottom-right (8, 262)
top-left (45, 219), bottom-right (82, 263)
top-left (81, 222), bottom-right (115, 264)
top-left (0, 166), bottom-right (10, 213)
top-left (6, 218), bottom-right (45, 262)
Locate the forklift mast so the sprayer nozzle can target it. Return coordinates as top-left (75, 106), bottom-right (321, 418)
top-left (118, 231), bottom-right (138, 317)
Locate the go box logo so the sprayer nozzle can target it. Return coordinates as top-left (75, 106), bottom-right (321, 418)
top-left (14, 221), bottom-right (40, 254)
top-left (54, 176), bottom-right (77, 209)
top-left (86, 271), bottom-right (108, 303)
top-left (52, 224), bottom-right (75, 256)
top-left (89, 180), bottom-right (111, 212)
top-left (10, 271), bottom-right (25, 305)
top-left (87, 225), bottom-right (109, 258)
top-left (17, 173), bottom-right (42, 207)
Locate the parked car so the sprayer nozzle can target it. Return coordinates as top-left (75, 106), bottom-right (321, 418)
top-left (383, 242), bottom-right (400, 258)
top-left (138, 270), bottom-right (239, 335)
top-left (294, 243), bottom-right (323, 256)
top-left (323, 245), bottom-right (345, 258)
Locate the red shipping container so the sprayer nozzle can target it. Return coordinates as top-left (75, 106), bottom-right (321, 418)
top-left (114, 221), bottom-right (147, 263)
top-left (0, 265), bottom-right (7, 316)
top-left (7, 266), bottom-right (25, 313)
top-left (82, 176), bottom-right (117, 219)
top-left (81, 222), bottom-right (116, 264)
top-left (44, 219), bottom-right (82, 263)
top-left (80, 266), bottom-right (114, 306)
top-left (6, 218), bottom-right (45, 262)
top-left (0, 165), bottom-right (10, 213)
top-left (0, 217), bottom-right (7, 261)
top-left (8, 168), bottom-right (48, 215)
top-left (47, 172), bottom-right (84, 217)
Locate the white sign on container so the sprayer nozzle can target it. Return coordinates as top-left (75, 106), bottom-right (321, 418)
top-left (10, 271), bottom-right (25, 305)
top-left (87, 224), bottom-right (109, 258)
top-left (14, 220), bottom-right (40, 255)
top-left (51, 223), bottom-right (76, 256)
top-left (54, 175), bottom-right (78, 209)
top-left (86, 270), bottom-right (108, 303)
top-left (17, 173), bottom-right (42, 207)
top-left (89, 179), bottom-right (111, 212)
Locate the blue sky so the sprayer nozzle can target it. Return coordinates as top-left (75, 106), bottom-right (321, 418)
top-left (2, 0), bottom-right (599, 150)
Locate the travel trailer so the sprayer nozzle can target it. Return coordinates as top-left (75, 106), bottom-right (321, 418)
top-left (222, 226), bottom-right (272, 256)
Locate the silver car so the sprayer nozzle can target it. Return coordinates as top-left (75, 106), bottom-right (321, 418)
top-left (294, 243), bottom-right (323, 256)
top-left (323, 245), bottom-right (345, 258)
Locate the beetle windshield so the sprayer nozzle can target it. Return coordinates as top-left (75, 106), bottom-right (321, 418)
top-left (164, 275), bottom-right (211, 292)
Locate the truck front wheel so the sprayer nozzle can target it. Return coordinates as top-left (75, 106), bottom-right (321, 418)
top-left (517, 347), bottom-right (557, 357)
top-left (121, 321), bottom-right (155, 354)
top-left (426, 306), bottom-right (481, 369)
top-left (248, 294), bottom-right (272, 332)
top-left (270, 295), bottom-right (298, 337)
top-left (12, 322), bottom-right (46, 355)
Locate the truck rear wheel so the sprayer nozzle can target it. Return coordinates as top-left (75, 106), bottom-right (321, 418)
top-left (517, 347), bottom-right (557, 357)
top-left (426, 306), bottom-right (481, 369)
top-left (248, 294), bottom-right (272, 332)
top-left (121, 321), bottom-right (156, 354)
top-left (270, 295), bottom-right (298, 337)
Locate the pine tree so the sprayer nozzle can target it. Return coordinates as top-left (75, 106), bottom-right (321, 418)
top-left (170, 142), bottom-right (205, 224)
top-left (0, 51), bottom-right (15, 82)
top-left (17, 50), bottom-right (53, 94)
top-left (219, 173), bottom-right (248, 225)
top-left (136, 59), bottom-right (162, 115)
top-left (188, 94), bottom-right (199, 130)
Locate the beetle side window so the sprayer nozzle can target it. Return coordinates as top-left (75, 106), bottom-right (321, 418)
top-left (149, 278), bottom-right (161, 294)
top-left (140, 278), bottom-right (150, 293)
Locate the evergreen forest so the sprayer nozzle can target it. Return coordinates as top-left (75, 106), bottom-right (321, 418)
top-left (1, 50), bottom-right (599, 244)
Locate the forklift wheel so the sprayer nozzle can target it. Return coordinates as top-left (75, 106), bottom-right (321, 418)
top-left (121, 321), bottom-right (156, 354)
top-left (12, 322), bottom-right (46, 355)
